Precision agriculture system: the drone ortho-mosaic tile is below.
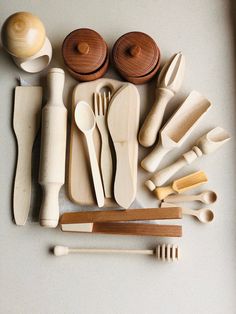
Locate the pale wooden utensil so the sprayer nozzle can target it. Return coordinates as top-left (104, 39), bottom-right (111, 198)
top-left (139, 52), bottom-right (185, 147)
top-left (151, 171), bottom-right (208, 200)
top-left (60, 221), bottom-right (182, 237)
top-left (53, 244), bottom-right (180, 261)
top-left (148, 127), bottom-right (230, 186)
top-left (39, 69), bottom-right (67, 228)
top-left (141, 91), bottom-right (211, 173)
top-left (59, 207), bottom-right (182, 225)
top-left (74, 101), bottom-right (104, 207)
top-left (164, 190), bottom-right (217, 204)
top-left (94, 91), bottom-right (112, 198)
top-left (107, 84), bottom-right (139, 208)
top-left (68, 79), bottom-right (139, 207)
top-left (161, 202), bottom-right (214, 223)
top-left (13, 85), bottom-right (42, 225)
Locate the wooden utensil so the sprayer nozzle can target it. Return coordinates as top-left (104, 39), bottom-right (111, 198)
top-left (60, 221), bottom-right (182, 237)
top-left (141, 91), bottom-right (211, 173)
top-left (148, 127), bottom-right (230, 186)
top-left (107, 84), bottom-right (140, 208)
top-left (161, 202), bottom-right (214, 223)
top-left (139, 52), bottom-right (185, 147)
top-left (94, 92), bottom-right (112, 198)
top-left (68, 79), bottom-right (139, 207)
top-left (39, 68), bottom-right (67, 228)
top-left (62, 28), bottom-right (109, 81)
top-left (164, 190), bottom-right (217, 204)
top-left (13, 85), bottom-right (42, 225)
top-left (112, 31), bottom-right (161, 84)
top-left (53, 244), bottom-right (180, 261)
top-left (1, 12), bottom-right (52, 72)
top-left (59, 207), bottom-right (182, 225)
top-left (74, 101), bottom-right (104, 207)
top-left (150, 171), bottom-right (208, 200)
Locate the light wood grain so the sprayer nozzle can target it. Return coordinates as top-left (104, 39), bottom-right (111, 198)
top-left (154, 171), bottom-right (208, 200)
top-left (13, 86), bottom-right (42, 225)
top-left (68, 79), bottom-right (139, 206)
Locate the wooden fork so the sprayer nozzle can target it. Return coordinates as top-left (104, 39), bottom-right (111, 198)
top-left (94, 92), bottom-right (113, 198)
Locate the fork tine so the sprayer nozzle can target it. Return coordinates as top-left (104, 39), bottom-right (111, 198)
top-left (94, 93), bottom-right (98, 116)
top-left (98, 92), bottom-right (103, 115)
top-left (103, 92), bottom-right (107, 114)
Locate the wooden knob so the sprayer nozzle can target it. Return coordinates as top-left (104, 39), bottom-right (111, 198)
top-left (77, 42), bottom-right (90, 54)
top-left (129, 45), bottom-right (141, 57)
top-left (1, 12), bottom-right (46, 58)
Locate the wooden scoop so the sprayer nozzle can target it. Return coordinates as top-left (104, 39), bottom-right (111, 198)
top-left (152, 171), bottom-right (208, 200)
top-left (141, 91), bottom-right (211, 173)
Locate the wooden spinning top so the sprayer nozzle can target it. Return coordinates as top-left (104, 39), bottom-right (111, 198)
top-left (112, 31), bottom-right (161, 84)
top-left (1, 12), bottom-right (46, 58)
top-left (62, 28), bottom-right (109, 81)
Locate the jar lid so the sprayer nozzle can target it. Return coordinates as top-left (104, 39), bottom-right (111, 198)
top-left (62, 28), bottom-right (107, 74)
top-left (112, 31), bottom-right (160, 78)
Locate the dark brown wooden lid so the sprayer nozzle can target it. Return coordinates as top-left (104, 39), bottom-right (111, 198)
top-left (112, 31), bottom-right (159, 77)
top-left (62, 28), bottom-right (107, 74)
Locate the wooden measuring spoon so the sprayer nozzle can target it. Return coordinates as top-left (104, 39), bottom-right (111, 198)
top-left (164, 190), bottom-right (217, 204)
top-left (74, 101), bottom-right (104, 207)
top-left (161, 202), bottom-right (214, 223)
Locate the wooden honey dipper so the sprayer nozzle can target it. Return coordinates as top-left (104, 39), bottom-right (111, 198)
top-left (53, 244), bottom-right (180, 261)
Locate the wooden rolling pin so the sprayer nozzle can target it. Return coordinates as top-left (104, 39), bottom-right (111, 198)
top-left (39, 68), bottom-right (67, 228)
top-left (60, 221), bottom-right (182, 237)
top-left (60, 207), bottom-right (182, 224)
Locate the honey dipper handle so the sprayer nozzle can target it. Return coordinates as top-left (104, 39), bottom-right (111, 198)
top-left (139, 88), bottom-right (174, 148)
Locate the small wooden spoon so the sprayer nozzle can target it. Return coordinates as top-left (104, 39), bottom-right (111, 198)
top-left (164, 190), bottom-right (217, 205)
top-left (74, 101), bottom-right (104, 207)
top-left (161, 202), bottom-right (214, 223)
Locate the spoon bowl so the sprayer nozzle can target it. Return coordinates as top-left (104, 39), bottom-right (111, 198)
top-left (198, 208), bottom-right (214, 223)
top-left (201, 190), bottom-right (217, 204)
top-left (74, 101), bottom-right (95, 133)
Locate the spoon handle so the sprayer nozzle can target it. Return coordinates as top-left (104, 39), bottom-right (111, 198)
top-left (86, 134), bottom-right (104, 207)
top-left (164, 194), bottom-right (199, 203)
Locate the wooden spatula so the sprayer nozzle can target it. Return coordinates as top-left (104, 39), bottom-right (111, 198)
top-left (13, 85), bottom-right (42, 225)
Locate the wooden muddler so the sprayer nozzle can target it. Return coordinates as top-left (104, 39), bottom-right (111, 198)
top-left (39, 68), bottom-right (67, 228)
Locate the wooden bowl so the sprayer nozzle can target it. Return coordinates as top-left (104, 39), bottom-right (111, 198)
top-left (112, 31), bottom-right (161, 84)
top-left (62, 28), bottom-right (109, 81)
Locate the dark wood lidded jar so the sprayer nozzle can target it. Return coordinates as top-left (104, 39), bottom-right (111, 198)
top-left (112, 31), bottom-right (161, 84)
top-left (62, 28), bottom-right (109, 81)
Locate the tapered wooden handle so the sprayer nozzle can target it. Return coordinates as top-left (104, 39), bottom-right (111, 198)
top-left (138, 89), bottom-right (174, 147)
top-left (154, 186), bottom-right (175, 200)
top-left (141, 141), bottom-right (171, 173)
top-left (60, 207), bottom-right (182, 224)
top-left (92, 222), bottom-right (182, 237)
top-left (100, 137), bottom-right (113, 198)
top-left (86, 133), bottom-right (104, 207)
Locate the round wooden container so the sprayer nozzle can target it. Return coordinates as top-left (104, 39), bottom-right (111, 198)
top-left (62, 28), bottom-right (109, 81)
top-left (112, 31), bottom-right (161, 84)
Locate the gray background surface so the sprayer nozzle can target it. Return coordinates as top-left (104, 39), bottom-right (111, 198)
top-left (0, 1), bottom-right (236, 313)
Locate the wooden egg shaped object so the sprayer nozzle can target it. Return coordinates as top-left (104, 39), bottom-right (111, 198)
top-left (1, 12), bottom-right (46, 58)
top-left (62, 28), bottom-right (109, 81)
top-left (112, 31), bottom-right (161, 84)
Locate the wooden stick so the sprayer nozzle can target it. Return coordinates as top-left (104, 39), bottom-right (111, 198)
top-left (59, 207), bottom-right (182, 225)
top-left (61, 222), bottom-right (182, 237)
top-left (53, 244), bottom-right (180, 261)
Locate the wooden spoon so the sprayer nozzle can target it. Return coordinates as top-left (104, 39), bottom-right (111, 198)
top-left (164, 190), bottom-right (217, 204)
top-left (161, 202), bottom-right (214, 223)
top-left (74, 101), bottom-right (104, 207)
